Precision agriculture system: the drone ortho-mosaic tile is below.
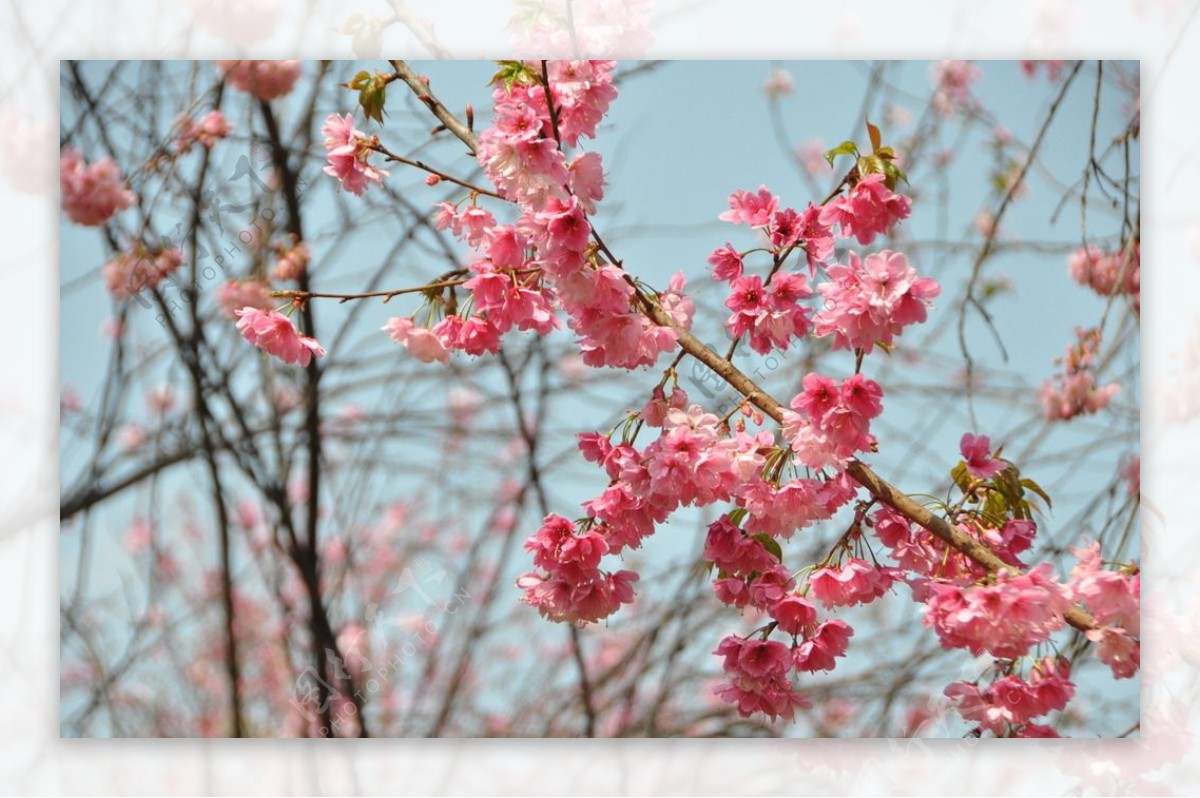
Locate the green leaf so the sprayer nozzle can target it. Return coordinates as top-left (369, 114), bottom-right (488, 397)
top-left (866, 119), bottom-right (882, 152)
top-left (857, 154), bottom-right (886, 177)
top-left (754, 533), bottom-right (783, 563)
top-left (824, 140), bottom-right (859, 167)
top-left (996, 466), bottom-right (1025, 507)
top-left (950, 461), bottom-right (973, 494)
top-left (1020, 478), bottom-right (1053, 510)
top-left (881, 160), bottom-right (909, 190)
top-left (983, 492), bottom-right (1009, 525)
top-left (490, 60), bottom-right (539, 91)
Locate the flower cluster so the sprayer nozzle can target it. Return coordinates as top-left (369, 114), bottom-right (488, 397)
top-left (272, 238), bottom-right (311, 282)
top-left (722, 272), bottom-right (813, 355)
top-left (944, 656), bottom-right (1075, 736)
top-left (817, 174), bottom-right (911, 245)
top-left (703, 505), bottom-right (862, 720)
top-left (375, 61), bottom-right (690, 371)
top-left (235, 307), bottom-right (325, 367)
top-left (718, 186), bottom-right (836, 272)
top-left (813, 250), bottom-right (940, 354)
top-left (1039, 327), bottom-right (1120, 421)
top-left (476, 60), bottom-right (615, 207)
top-left (101, 245), bottom-right (184, 299)
top-left (808, 558), bottom-right (894, 607)
top-left (217, 60), bottom-right (302, 100)
top-left (175, 110), bottom-right (233, 152)
top-left (780, 372), bottom-right (883, 469)
top-left (713, 635), bottom-right (809, 722)
top-left (931, 60), bottom-right (981, 116)
top-left (1068, 243), bottom-right (1140, 311)
top-left (322, 113), bottom-right (388, 195)
top-left (872, 505), bottom-right (994, 581)
top-left (921, 564), bottom-right (1073, 658)
top-left (735, 471), bottom-right (856, 540)
top-left (60, 148), bottom-right (136, 226)
top-left (1070, 541), bottom-right (1140, 679)
top-left (517, 514), bottom-right (638, 624)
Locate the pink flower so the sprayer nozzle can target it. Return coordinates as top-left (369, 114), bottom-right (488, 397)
top-left (235, 307), bottom-right (325, 366)
top-left (769, 594), bottom-right (818, 637)
top-left (1067, 244), bottom-right (1139, 308)
top-left (118, 424), bottom-right (147, 450)
top-left (960, 433), bottom-right (1005, 479)
top-left (762, 68), bottom-right (794, 99)
top-left (813, 250), bottom-right (940, 354)
top-left (216, 279), bottom-right (273, 320)
top-left (931, 61), bottom-right (981, 116)
top-left (542, 60), bottom-right (618, 147)
top-left (713, 634), bottom-right (809, 722)
top-left (123, 520), bottom-right (153, 553)
top-left (1039, 327), bottom-right (1121, 421)
top-left (60, 148), bottom-right (136, 226)
top-left (476, 132), bottom-right (567, 208)
top-left (1086, 627), bottom-right (1140, 679)
top-left (61, 385), bottom-right (82, 414)
top-left (175, 110), bottom-right (233, 152)
top-left (818, 173), bottom-right (911, 245)
top-left (723, 271), bottom-right (813, 355)
top-left (782, 372), bottom-right (884, 469)
top-left (704, 516), bottom-right (777, 577)
top-left (792, 619), bottom-right (854, 672)
top-left (1020, 61), bottom-right (1066, 81)
top-left (271, 239), bottom-right (310, 282)
top-left (873, 505), bottom-right (984, 582)
top-left (382, 317), bottom-right (450, 364)
top-left (719, 185), bottom-right (778, 227)
top-left (102, 246), bottom-right (184, 299)
top-left (321, 113), bottom-right (388, 195)
top-left (708, 243), bottom-right (744, 282)
top-left (145, 385), bottom-right (176, 415)
top-left (518, 513), bottom-right (638, 624)
top-left (517, 569), bottom-right (638, 625)
top-left (808, 558), bottom-right (894, 607)
top-left (567, 151), bottom-right (606, 214)
top-left (217, 60), bottom-right (301, 100)
top-left (1069, 541), bottom-right (1139, 635)
top-left (945, 657), bottom-right (1075, 734)
top-left (922, 564), bottom-right (1073, 658)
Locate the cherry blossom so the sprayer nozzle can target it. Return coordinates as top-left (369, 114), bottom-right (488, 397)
top-left (817, 174), bottom-right (911, 245)
top-left (322, 112), bottom-right (388, 195)
top-left (175, 110), bottom-right (233, 152)
top-left (922, 564), bottom-right (1073, 658)
top-left (959, 433), bottom-right (1005, 479)
top-left (382, 317), bottom-right (451, 364)
top-left (60, 148), bottom-right (136, 226)
top-left (813, 250), bottom-right (940, 354)
top-left (235, 307), bottom-right (326, 366)
top-left (217, 60), bottom-right (302, 100)
top-left (102, 246), bottom-right (184, 299)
